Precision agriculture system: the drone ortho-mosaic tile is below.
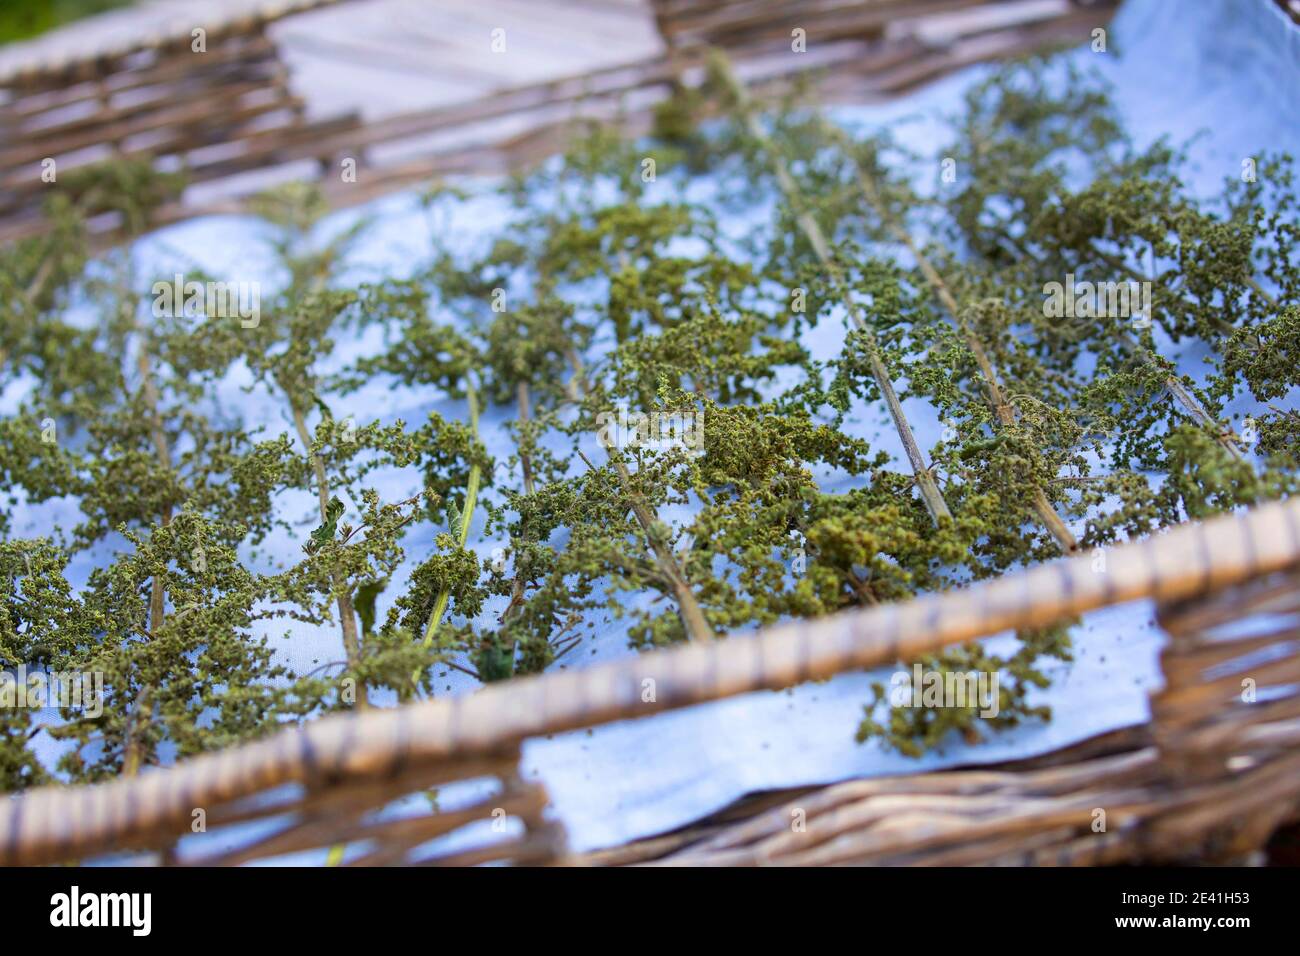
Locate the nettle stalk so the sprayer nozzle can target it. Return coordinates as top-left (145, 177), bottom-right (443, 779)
top-left (976, 199), bottom-right (1243, 464)
top-left (415, 381), bottom-right (482, 667)
top-left (569, 356), bottom-right (718, 645)
top-left (290, 398), bottom-right (368, 709)
top-left (523, 150), bottom-right (725, 644)
top-left (481, 291), bottom-right (587, 671)
top-left (2, 176), bottom-right (316, 782)
top-left (245, 186), bottom-right (380, 710)
top-left (823, 121), bottom-right (1079, 552)
top-left (125, 329), bottom-right (172, 777)
top-left (594, 441), bottom-right (716, 644)
top-left (370, 239), bottom-right (542, 685)
top-left (945, 65), bottom-right (1245, 462)
top-left (710, 56), bottom-right (953, 527)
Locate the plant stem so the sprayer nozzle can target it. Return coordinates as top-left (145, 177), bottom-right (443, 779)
top-left (712, 58), bottom-right (953, 527)
top-left (411, 383), bottom-right (482, 689)
top-left (502, 380), bottom-right (536, 634)
top-left (1065, 245), bottom-right (1245, 459)
top-left (135, 338), bottom-right (174, 638)
top-left (516, 380), bottom-right (536, 496)
top-left (598, 441), bottom-right (716, 643)
top-left (292, 402), bottom-right (368, 710)
top-left (571, 356), bottom-right (716, 643)
top-left (829, 124), bottom-right (1078, 552)
top-left (124, 278), bottom-right (174, 777)
top-left (120, 687), bottom-right (150, 777)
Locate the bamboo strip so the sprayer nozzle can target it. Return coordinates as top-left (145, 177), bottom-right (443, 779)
top-left (901, 827), bottom-right (1082, 867)
top-left (1151, 655), bottom-right (1300, 725)
top-left (657, 0), bottom-right (996, 48)
top-left (0, 86), bottom-right (300, 172)
top-left (191, 781), bottom-right (548, 866)
top-left (411, 822), bottom-right (567, 867)
top-left (4, 37), bottom-right (279, 120)
top-left (1159, 571), bottom-right (1300, 634)
top-left (0, 110), bottom-right (362, 217)
top-left (1, 2), bottom-right (1107, 243)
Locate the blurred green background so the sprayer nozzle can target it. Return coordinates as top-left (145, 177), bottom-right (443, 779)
top-left (0, 0), bottom-right (135, 45)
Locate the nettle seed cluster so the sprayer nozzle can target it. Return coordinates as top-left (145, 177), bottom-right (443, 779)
top-left (2, 55), bottom-right (1297, 786)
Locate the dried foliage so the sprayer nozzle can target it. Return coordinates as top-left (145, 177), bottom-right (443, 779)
top-left (2, 55), bottom-right (1297, 788)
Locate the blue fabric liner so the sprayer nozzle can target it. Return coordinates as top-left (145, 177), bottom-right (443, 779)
top-left (6, 0), bottom-right (1297, 858)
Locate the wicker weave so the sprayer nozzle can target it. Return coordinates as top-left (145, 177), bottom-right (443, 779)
top-left (3, 0), bottom-right (1293, 868)
top-left (578, 572), bottom-right (1300, 866)
top-left (0, 0), bottom-right (1117, 246)
top-left (2, 497), bottom-right (1300, 865)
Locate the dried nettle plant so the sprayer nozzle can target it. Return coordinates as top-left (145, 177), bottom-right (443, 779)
top-left (2, 54), bottom-right (1297, 790)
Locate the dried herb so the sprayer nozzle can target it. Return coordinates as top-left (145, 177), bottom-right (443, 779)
top-left (4, 57), bottom-right (1298, 789)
